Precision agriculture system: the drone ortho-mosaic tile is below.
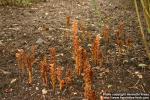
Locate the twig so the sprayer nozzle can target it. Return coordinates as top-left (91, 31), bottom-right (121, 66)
top-left (0, 69), bottom-right (11, 75)
top-left (128, 79), bottom-right (140, 89)
top-left (58, 28), bottom-right (83, 33)
top-left (140, 85), bottom-right (146, 93)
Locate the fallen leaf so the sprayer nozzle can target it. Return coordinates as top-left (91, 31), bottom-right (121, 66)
top-left (137, 74), bottom-right (143, 79)
top-left (138, 64), bottom-right (147, 67)
top-left (0, 69), bottom-right (11, 75)
top-left (4, 88), bottom-right (14, 93)
top-left (107, 84), bottom-right (112, 88)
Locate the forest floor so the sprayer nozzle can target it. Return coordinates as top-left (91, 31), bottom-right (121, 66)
top-left (0, 0), bottom-right (150, 100)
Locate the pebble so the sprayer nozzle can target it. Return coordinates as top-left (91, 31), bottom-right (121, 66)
top-left (42, 88), bottom-right (47, 95)
top-left (0, 40), bottom-right (3, 45)
top-left (36, 87), bottom-right (39, 90)
top-left (36, 38), bottom-right (45, 44)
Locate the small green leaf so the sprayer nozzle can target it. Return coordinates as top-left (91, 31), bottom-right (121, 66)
top-left (138, 63), bottom-right (147, 67)
top-left (148, 28), bottom-right (150, 34)
top-left (107, 84), bottom-right (112, 88)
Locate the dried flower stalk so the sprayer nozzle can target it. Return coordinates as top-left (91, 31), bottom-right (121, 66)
top-left (72, 20), bottom-right (78, 36)
top-left (75, 46), bottom-right (89, 76)
top-left (16, 49), bottom-right (26, 72)
top-left (66, 16), bottom-right (70, 27)
top-left (103, 25), bottom-right (110, 44)
top-left (73, 35), bottom-right (79, 56)
top-left (75, 46), bottom-right (82, 76)
top-left (56, 66), bottom-right (63, 82)
top-left (118, 22), bottom-right (124, 37)
top-left (49, 48), bottom-right (56, 64)
top-left (16, 45), bottom-right (36, 85)
top-left (92, 35), bottom-right (103, 66)
top-left (115, 22), bottom-right (125, 47)
top-left (26, 45), bottom-right (36, 85)
top-left (83, 65), bottom-right (93, 84)
top-left (83, 64), bottom-right (96, 100)
top-left (65, 68), bottom-right (73, 86)
top-left (60, 79), bottom-right (65, 92)
top-left (49, 64), bottom-right (57, 91)
top-left (40, 56), bottom-right (48, 86)
top-left (125, 36), bottom-right (133, 50)
top-left (84, 87), bottom-right (96, 100)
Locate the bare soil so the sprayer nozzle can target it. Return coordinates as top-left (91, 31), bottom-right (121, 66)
top-left (0, 0), bottom-right (150, 100)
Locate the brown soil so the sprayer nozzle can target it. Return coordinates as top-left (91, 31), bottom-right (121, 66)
top-left (0, 0), bottom-right (150, 100)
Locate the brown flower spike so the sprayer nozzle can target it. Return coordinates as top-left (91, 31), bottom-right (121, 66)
top-left (66, 16), bottom-right (70, 27)
top-left (92, 35), bottom-right (103, 66)
top-left (39, 56), bottom-right (48, 86)
top-left (56, 66), bottom-right (63, 82)
top-left (103, 25), bottom-right (110, 44)
top-left (26, 45), bottom-right (36, 85)
top-left (65, 68), bottom-right (73, 86)
top-left (72, 20), bottom-right (78, 36)
top-left (16, 49), bottom-right (26, 72)
top-left (50, 64), bottom-right (57, 91)
top-left (83, 64), bottom-right (96, 100)
top-left (49, 48), bottom-right (56, 64)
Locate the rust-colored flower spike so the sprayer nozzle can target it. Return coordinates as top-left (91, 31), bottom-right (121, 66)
top-left (75, 46), bottom-right (82, 76)
top-left (82, 49), bottom-right (89, 71)
top-left (103, 25), bottom-right (110, 44)
top-left (84, 88), bottom-right (96, 100)
top-left (115, 30), bottom-right (120, 40)
top-left (66, 16), bottom-right (70, 27)
top-left (84, 82), bottom-right (96, 100)
top-left (92, 35), bottom-right (103, 66)
top-left (118, 22), bottom-right (124, 36)
top-left (114, 30), bottom-right (123, 47)
top-left (26, 45), bottom-right (36, 85)
top-left (60, 79), bottom-right (65, 92)
top-left (75, 47), bottom-right (88, 76)
top-left (49, 64), bottom-right (57, 91)
top-left (115, 22), bottom-right (125, 45)
top-left (73, 35), bottom-right (79, 56)
top-left (83, 64), bottom-right (93, 85)
top-left (56, 66), bottom-right (63, 82)
top-left (72, 20), bottom-right (78, 36)
top-left (126, 36), bottom-right (133, 49)
top-left (83, 64), bottom-right (96, 100)
top-left (65, 68), bottom-right (73, 86)
top-left (16, 49), bottom-right (26, 72)
top-left (49, 48), bottom-right (56, 64)
top-left (39, 56), bottom-right (48, 86)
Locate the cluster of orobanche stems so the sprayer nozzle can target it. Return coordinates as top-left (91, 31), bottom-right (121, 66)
top-left (72, 20), bottom-right (96, 99)
top-left (16, 18), bottom-right (134, 99)
top-left (39, 48), bottom-right (57, 90)
top-left (39, 56), bottom-right (48, 86)
top-left (49, 48), bottom-right (57, 92)
top-left (101, 22), bottom-right (132, 55)
top-left (39, 48), bottom-right (73, 93)
top-left (16, 45), bottom-right (36, 85)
